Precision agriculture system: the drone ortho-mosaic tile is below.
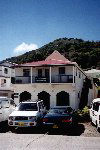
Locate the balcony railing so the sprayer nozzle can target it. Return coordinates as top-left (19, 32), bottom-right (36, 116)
top-left (51, 75), bottom-right (73, 83)
top-left (12, 75), bottom-right (74, 84)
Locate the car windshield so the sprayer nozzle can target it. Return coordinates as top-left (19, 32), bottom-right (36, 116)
top-left (17, 103), bottom-right (38, 111)
top-left (49, 107), bottom-right (72, 114)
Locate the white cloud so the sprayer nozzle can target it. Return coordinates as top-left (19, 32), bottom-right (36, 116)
top-left (14, 42), bottom-right (38, 55)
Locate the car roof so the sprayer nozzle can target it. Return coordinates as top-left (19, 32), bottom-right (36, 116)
top-left (20, 99), bottom-right (43, 104)
top-left (92, 98), bottom-right (100, 103)
top-left (51, 106), bottom-right (72, 109)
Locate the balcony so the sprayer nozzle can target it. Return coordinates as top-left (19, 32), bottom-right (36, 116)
top-left (12, 75), bottom-right (74, 84)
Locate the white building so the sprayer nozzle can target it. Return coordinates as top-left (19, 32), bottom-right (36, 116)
top-left (85, 69), bottom-right (100, 79)
top-left (0, 62), bottom-right (14, 98)
top-left (12, 51), bottom-right (93, 110)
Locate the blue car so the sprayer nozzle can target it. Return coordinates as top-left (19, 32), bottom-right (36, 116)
top-left (43, 106), bottom-right (78, 129)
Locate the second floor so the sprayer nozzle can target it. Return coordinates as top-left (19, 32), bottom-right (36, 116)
top-left (11, 65), bottom-right (86, 85)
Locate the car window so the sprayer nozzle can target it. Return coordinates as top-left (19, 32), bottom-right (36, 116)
top-left (93, 102), bottom-right (100, 112)
top-left (18, 103), bottom-right (38, 111)
top-left (49, 107), bottom-right (73, 114)
top-left (1, 100), bottom-right (9, 108)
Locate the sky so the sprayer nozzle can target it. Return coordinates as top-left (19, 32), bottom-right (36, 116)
top-left (0, 0), bottom-right (100, 61)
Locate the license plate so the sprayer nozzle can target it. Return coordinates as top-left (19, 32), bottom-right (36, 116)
top-left (53, 125), bottom-right (58, 128)
top-left (18, 122), bottom-right (25, 126)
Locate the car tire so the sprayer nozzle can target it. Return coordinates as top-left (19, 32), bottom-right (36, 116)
top-left (9, 126), bottom-right (16, 133)
top-left (96, 121), bottom-right (100, 132)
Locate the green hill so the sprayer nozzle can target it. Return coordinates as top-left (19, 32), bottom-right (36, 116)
top-left (2, 38), bottom-right (100, 69)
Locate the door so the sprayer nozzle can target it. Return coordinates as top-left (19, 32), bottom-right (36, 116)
top-left (38, 69), bottom-right (42, 77)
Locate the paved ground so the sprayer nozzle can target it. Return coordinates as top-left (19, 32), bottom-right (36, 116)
top-left (0, 122), bottom-right (100, 150)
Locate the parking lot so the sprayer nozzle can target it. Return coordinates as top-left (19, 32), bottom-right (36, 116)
top-left (0, 121), bottom-right (100, 136)
top-left (0, 121), bottom-right (100, 150)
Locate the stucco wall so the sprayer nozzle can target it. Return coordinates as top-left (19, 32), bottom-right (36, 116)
top-left (13, 83), bottom-right (77, 109)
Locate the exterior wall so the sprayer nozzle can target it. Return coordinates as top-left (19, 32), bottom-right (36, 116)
top-left (0, 66), bottom-right (15, 77)
top-left (12, 83), bottom-right (77, 109)
top-left (74, 67), bottom-right (87, 109)
top-left (13, 65), bottom-right (93, 109)
top-left (0, 77), bottom-right (11, 88)
top-left (0, 64), bottom-right (14, 98)
top-left (15, 66), bottom-right (73, 77)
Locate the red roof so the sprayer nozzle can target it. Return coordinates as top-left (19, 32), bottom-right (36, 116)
top-left (15, 50), bottom-right (76, 67)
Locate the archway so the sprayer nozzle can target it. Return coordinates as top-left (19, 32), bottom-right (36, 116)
top-left (20, 91), bottom-right (31, 102)
top-left (38, 91), bottom-right (50, 110)
top-left (56, 91), bottom-right (69, 106)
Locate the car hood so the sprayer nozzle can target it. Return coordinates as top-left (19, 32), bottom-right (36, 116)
top-left (9, 110), bottom-right (38, 117)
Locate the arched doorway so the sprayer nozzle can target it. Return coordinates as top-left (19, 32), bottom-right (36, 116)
top-left (38, 91), bottom-right (50, 110)
top-left (20, 91), bottom-right (31, 102)
top-left (56, 91), bottom-right (69, 106)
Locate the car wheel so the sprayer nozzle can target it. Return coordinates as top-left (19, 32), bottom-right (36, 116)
top-left (9, 126), bottom-right (16, 133)
top-left (96, 122), bottom-right (100, 132)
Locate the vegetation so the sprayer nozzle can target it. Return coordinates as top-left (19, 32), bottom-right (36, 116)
top-left (1, 38), bottom-right (100, 69)
top-left (76, 106), bottom-right (90, 122)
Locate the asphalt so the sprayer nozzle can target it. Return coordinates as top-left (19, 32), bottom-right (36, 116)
top-left (0, 121), bottom-right (100, 150)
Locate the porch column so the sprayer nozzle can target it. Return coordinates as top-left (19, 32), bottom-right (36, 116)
top-left (73, 66), bottom-right (75, 83)
top-left (31, 67), bottom-right (33, 84)
top-left (10, 68), bottom-right (12, 82)
top-left (50, 67), bottom-right (51, 83)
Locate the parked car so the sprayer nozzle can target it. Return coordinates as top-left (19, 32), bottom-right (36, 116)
top-left (0, 97), bottom-right (16, 123)
top-left (8, 99), bottom-right (46, 129)
top-left (42, 106), bottom-right (78, 129)
top-left (90, 98), bottom-right (100, 131)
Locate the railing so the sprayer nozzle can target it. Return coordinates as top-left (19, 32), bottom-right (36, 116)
top-left (12, 75), bottom-right (74, 84)
top-left (51, 75), bottom-right (73, 83)
top-left (35, 77), bottom-right (49, 83)
top-left (13, 76), bottom-right (31, 84)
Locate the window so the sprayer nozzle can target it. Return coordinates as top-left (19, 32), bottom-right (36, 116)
top-left (59, 67), bottom-right (65, 75)
top-left (23, 69), bottom-right (30, 77)
top-left (4, 68), bottom-right (8, 74)
top-left (76, 68), bottom-right (77, 76)
top-left (93, 102), bottom-right (100, 111)
top-left (79, 72), bottom-right (81, 78)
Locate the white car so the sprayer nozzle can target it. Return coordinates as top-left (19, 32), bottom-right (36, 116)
top-left (8, 100), bottom-right (46, 128)
top-left (90, 98), bottom-right (100, 131)
top-left (0, 97), bottom-right (16, 123)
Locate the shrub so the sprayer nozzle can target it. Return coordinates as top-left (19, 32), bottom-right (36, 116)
top-left (76, 106), bottom-right (90, 122)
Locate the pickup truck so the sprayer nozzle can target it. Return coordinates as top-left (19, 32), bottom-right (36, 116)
top-left (8, 99), bottom-right (46, 129)
top-left (90, 98), bottom-right (100, 131)
top-left (0, 97), bottom-right (15, 123)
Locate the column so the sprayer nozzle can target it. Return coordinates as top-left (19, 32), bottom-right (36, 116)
top-left (50, 67), bottom-right (51, 83)
top-left (31, 67), bottom-right (33, 84)
top-left (73, 66), bottom-right (75, 83)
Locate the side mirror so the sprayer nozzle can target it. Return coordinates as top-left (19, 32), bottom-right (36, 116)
top-left (0, 104), bottom-right (2, 109)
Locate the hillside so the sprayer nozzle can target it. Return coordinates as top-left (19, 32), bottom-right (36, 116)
top-left (2, 38), bottom-right (100, 69)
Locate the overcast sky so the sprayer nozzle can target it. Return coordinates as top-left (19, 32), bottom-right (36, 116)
top-left (0, 0), bottom-right (100, 61)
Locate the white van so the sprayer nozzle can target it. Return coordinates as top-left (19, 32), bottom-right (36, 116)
top-left (0, 97), bottom-right (16, 123)
top-left (90, 98), bottom-right (100, 131)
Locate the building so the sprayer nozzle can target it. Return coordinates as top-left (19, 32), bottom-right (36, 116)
top-left (85, 69), bottom-right (100, 99)
top-left (11, 51), bottom-right (93, 110)
top-left (0, 62), bottom-right (14, 98)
